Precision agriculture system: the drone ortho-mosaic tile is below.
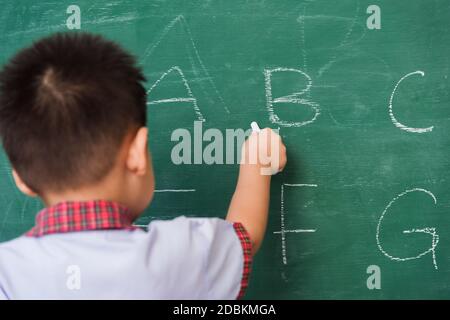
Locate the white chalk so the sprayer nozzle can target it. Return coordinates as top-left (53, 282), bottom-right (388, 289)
top-left (251, 121), bottom-right (261, 132)
top-left (376, 188), bottom-right (439, 270)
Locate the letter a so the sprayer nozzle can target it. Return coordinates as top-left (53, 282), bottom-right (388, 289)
top-left (366, 5), bottom-right (381, 30)
top-left (66, 265), bottom-right (81, 290)
top-left (66, 5), bottom-right (81, 30)
top-left (147, 66), bottom-right (205, 121)
top-left (366, 265), bottom-right (381, 290)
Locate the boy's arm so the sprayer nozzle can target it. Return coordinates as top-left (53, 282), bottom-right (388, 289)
top-left (226, 165), bottom-right (271, 256)
top-left (226, 129), bottom-right (286, 256)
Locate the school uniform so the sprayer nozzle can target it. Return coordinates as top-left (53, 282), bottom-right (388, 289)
top-left (0, 200), bottom-right (252, 299)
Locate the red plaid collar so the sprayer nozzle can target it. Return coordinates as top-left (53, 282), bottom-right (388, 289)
top-left (26, 200), bottom-right (137, 237)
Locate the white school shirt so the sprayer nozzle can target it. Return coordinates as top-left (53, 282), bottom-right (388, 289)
top-left (0, 200), bottom-right (252, 299)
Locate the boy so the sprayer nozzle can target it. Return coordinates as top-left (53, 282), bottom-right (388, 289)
top-left (0, 32), bottom-right (286, 299)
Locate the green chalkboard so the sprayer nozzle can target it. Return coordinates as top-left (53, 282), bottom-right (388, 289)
top-left (0, 0), bottom-right (450, 299)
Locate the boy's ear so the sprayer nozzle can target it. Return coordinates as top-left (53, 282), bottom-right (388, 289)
top-left (126, 126), bottom-right (149, 176)
top-left (12, 169), bottom-right (37, 197)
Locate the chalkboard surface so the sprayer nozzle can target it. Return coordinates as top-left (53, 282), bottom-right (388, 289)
top-left (0, 0), bottom-right (449, 299)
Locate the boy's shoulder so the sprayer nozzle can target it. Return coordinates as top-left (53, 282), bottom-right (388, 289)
top-left (0, 235), bottom-right (35, 253)
top-left (0, 216), bottom-right (251, 299)
top-left (0, 216), bottom-right (239, 254)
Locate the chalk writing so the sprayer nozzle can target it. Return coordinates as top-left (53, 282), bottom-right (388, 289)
top-left (274, 183), bottom-right (318, 265)
top-left (376, 188), bottom-right (439, 270)
top-left (389, 71), bottom-right (433, 133)
top-left (264, 68), bottom-right (320, 128)
top-left (147, 66), bottom-right (205, 122)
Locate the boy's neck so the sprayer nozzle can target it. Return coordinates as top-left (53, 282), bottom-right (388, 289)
top-left (42, 179), bottom-right (122, 208)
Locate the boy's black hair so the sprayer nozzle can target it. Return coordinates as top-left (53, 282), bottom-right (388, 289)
top-left (0, 32), bottom-right (147, 193)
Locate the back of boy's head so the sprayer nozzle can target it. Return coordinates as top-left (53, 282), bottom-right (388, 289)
top-left (0, 32), bottom-right (147, 194)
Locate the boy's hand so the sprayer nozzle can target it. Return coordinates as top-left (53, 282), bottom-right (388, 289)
top-left (241, 128), bottom-right (287, 175)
